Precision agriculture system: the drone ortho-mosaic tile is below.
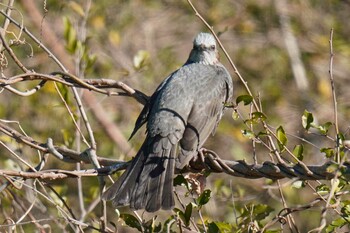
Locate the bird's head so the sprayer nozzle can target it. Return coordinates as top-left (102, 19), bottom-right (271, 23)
top-left (186, 32), bottom-right (219, 65)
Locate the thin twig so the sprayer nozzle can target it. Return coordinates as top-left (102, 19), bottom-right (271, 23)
top-left (0, 0), bottom-right (15, 52)
top-left (328, 28), bottom-right (340, 162)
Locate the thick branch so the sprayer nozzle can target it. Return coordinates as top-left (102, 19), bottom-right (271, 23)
top-left (0, 159), bottom-right (346, 181)
top-left (1, 121), bottom-right (346, 181)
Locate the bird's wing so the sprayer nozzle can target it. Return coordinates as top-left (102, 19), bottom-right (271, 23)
top-left (129, 71), bottom-right (177, 140)
top-left (178, 64), bottom-right (232, 167)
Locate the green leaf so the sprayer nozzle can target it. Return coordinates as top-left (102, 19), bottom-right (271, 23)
top-left (341, 202), bottom-right (350, 215)
top-left (320, 148), bottom-right (335, 158)
top-left (326, 163), bottom-right (339, 173)
top-left (326, 217), bottom-right (347, 233)
top-left (315, 184), bottom-right (330, 195)
top-left (241, 129), bottom-right (255, 139)
top-left (292, 144), bottom-right (304, 160)
top-left (276, 126), bottom-right (288, 152)
top-left (244, 112), bottom-right (267, 125)
top-left (120, 214), bottom-right (142, 231)
top-left (291, 180), bottom-right (305, 189)
top-left (212, 222), bottom-right (232, 233)
top-left (302, 110), bottom-right (314, 130)
top-left (236, 95), bottom-right (253, 105)
top-left (318, 122), bottom-right (332, 135)
top-left (232, 109), bottom-right (239, 120)
top-left (338, 133), bottom-right (345, 147)
top-left (133, 50), bottom-right (150, 70)
top-left (175, 204), bottom-right (193, 227)
top-left (56, 82), bottom-right (70, 103)
top-left (207, 222), bottom-right (220, 233)
top-left (251, 112), bottom-right (267, 121)
top-left (197, 189), bottom-right (211, 206)
top-left (173, 175), bottom-right (188, 188)
top-left (253, 204), bottom-right (274, 221)
top-left (184, 203), bottom-right (193, 226)
top-left (63, 17), bottom-right (78, 54)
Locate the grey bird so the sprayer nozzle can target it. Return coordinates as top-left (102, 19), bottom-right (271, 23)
top-left (102, 32), bottom-right (233, 212)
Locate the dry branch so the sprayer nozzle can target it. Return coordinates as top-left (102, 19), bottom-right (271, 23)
top-left (0, 121), bottom-right (119, 166)
top-left (1, 121), bottom-right (348, 181)
top-left (0, 156), bottom-right (346, 181)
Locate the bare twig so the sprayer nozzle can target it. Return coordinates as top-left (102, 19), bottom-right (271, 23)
top-left (0, 121), bottom-right (119, 166)
top-left (0, 0), bottom-right (15, 52)
top-left (328, 29), bottom-right (340, 162)
top-left (0, 71), bottom-right (149, 104)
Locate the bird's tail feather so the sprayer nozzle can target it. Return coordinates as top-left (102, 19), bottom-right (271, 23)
top-left (102, 136), bottom-right (175, 212)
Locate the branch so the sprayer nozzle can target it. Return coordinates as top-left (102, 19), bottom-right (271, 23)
top-left (0, 157), bottom-right (346, 181)
top-left (0, 72), bottom-right (149, 104)
top-left (0, 121), bottom-right (119, 166)
top-left (1, 120), bottom-right (345, 181)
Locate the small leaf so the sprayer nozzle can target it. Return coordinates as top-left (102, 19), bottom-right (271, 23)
top-left (302, 110), bottom-right (314, 130)
top-left (326, 217), bottom-right (347, 233)
top-left (174, 175), bottom-right (188, 187)
top-left (341, 203), bottom-right (350, 215)
top-left (318, 122), bottom-right (332, 135)
top-left (292, 180), bottom-right (305, 189)
top-left (251, 112), bottom-right (267, 122)
top-left (236, 95), bottom-right (253, 105)
top-left (276, 126), bottom-right (288, 152)
top-left (241, 129), bottom-right (255, 139)
top-left (244, 112), bottom-right (267, 125)
top-left (338, 133), bottom-right (345, 146)
top-left (63, 17), bottom-right (77, 54)
top-left (232, 109), bottom-right (239, 120)
top-left (326, 163), bottom-right (339, 174)
top-left (293, 144), bottom-right (304, 160)
top-left (254, 204), bottom-right (274, 221)
top-left (316, 184), bottom-right (330, 195)
top-left (197, 189), bottom-right (211, 206)
top-left (207, 222), bottom-right (220, 233)
top-left (174, 205), bottom-right (192, 227)
top-left (184, 203), bottom-right (193, 226)
top-left (211, 222), bottom-right (232, 233)
top-left (133, 50), bottom-right (150, 70)
top-left (320, 148), bottom-right (335, 158)
top-left (120, 214), bottom-right (142, 231)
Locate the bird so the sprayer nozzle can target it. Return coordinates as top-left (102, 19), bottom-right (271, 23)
top-left (102, 32), bottom-right (233, 212)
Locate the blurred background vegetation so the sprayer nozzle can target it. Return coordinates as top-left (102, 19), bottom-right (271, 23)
top-left (1, 0), bottom-right (350, 232)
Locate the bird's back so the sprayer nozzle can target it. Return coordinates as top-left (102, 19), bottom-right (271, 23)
top-left (148, 63), bottom-right (233, 166)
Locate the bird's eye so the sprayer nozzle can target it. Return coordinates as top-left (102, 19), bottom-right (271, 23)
top-left (210, 45), bottom-right (215, 50)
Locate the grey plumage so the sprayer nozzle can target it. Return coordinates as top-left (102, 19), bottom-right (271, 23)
top-left (102, 32), bottom-right (233, 212)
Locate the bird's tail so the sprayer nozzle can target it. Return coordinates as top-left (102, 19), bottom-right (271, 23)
top-left (102, 136), bottom-right (176, 212)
